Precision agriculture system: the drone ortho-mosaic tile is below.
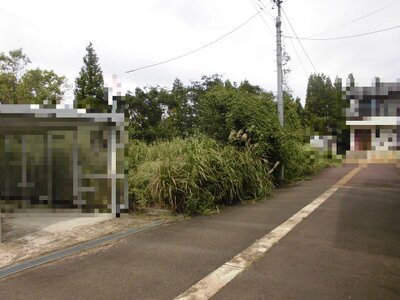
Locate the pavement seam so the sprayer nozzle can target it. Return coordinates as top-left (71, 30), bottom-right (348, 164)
top-left (175, 166), bottom-right (363, 300)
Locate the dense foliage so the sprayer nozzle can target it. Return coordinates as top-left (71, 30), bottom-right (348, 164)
top-left (74, 43), bottom-right (106, 111)
top-left (0, 47), bottom-right (341, 215)
top-left (126, 76), bottom-right (317, 185)
top-left (304, 73), bottom-right (350, 153)
top-left (0, 48), bottom-right (67, 105)
top-left (125, 76), bottom-right (333, 214)
top-left (129, 136), bottom-right (274, 215)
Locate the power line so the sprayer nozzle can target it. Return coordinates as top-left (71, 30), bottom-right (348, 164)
top-left (251, 0), bottom-right (307, 78)
top-left (307, 0), bottom-right (400, 38)
top-left (282, 21), bottom-right (308, 78)
top-left (281, 7), bottom-right (317, 73)
top-left (284, 24), bottom-right (400, 40)
top-left (126, 9), bottom-right (262, 73)
top-left (248, 0), bottom-right (274, 35)
top-left (256, 0), bottom-right (308, 77)
top-left (258, 0), bottom-right (276, 22)
top-left (251, 1), bottom-right (308, 91)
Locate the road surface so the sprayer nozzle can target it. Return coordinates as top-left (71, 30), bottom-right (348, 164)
top-left (0, 164), bottom-right (399, 299)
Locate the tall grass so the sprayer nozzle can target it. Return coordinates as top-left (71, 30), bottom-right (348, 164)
top-left (129, 136), bottom-right (273, 215)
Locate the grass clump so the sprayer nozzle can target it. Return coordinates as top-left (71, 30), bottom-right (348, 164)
top-left (129, 136), bottom-right (273, 215)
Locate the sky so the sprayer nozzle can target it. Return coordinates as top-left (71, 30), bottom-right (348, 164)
top-left (1, 0), bottom-right (399, 106)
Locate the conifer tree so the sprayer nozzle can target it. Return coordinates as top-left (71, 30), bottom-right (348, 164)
top-left (74, 42), bottom-right (105, 110)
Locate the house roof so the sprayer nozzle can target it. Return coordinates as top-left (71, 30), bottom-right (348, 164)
top-left (345, 82), bottom-right (400, 100)
top-left (0, 104), bottom-right (125, 123)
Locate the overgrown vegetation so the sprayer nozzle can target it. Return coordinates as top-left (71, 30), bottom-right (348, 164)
top-left (0, 47), bottom-right (345, 215)
top-left (125, 75), bottom-right (337, 215)
top-left (129, 136), bottom-right (273, 215)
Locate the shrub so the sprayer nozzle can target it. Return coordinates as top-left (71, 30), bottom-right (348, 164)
top-left (129, 136), bottom-right (273, 215)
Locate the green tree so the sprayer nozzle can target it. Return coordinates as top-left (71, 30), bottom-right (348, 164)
top-left (304, 73), bottom-right (342, 135)
top-left (0, 48), bottom-right (31, 103)
top-left (197, 84), bottom-right (233, 142)
top-left (238, 80), bottom-right (264, 95)
top-left (0, 48), bottom-right (67, 105)
top-left (280, 92), bottom-right (308, 180)
top-left (18, 69), bottom-right (67, 105)
top-left (196, 80), bottom-right (282, 160)
top-left (294, 97), bottom-right (305, 128)
top-left (126, 86), bottom-right (166, 143)
top-left (333, 76), bottom-right (350, 154)
top-left (283, 92), bottom-right (302, 136)
top-left (125, 75), bottom-right (315, 184)
top-left (161, 78), bottom-right (195, 138)
top-left (0, 48), bottom-right (31, 79)
top-left (74, 42), bottom-right (105, 110)
top-left (0, 73), bottom-right (17, 104)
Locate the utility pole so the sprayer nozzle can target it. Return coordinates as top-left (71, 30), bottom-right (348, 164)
top-left (274, 0), bottom-right (284, 127)
top-left (273, 0), bottom-right (284, 181)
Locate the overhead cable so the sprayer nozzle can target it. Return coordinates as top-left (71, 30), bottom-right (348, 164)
top-left (284, 24), bottom-right (400, 40)
top-left (258, 0), bottom-right (276, 22)
top-left (249, 0), bottom-right (274, 35)
top-left (281, 8), bottom-right (318, 73)
top-left (307, 0), bottom-right (400, 38)
top-left (282, 22), bottom-right (308, 78)
top-left (254, 0), bottom-right (308, 77)
top-left (126, 9), bottom-right (262, 73)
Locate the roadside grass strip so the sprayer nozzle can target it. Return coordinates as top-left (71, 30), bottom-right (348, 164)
top-left (175, 166), bottom-right (363, 300)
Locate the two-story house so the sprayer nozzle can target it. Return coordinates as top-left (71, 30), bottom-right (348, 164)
top-left (345, 81), bottom-right (400, 162)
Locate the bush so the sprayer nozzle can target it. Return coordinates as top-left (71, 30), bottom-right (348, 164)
top-left (129, 136), bottom-right (273, 215)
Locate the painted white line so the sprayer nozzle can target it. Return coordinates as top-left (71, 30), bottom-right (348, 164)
top-left (175, 166), bottom-right (363, 300)
top-left (340, 185), bottom-right (400, 192)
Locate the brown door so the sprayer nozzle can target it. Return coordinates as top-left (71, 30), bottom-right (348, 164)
top-left (355, 129), bottom-right (371, 150)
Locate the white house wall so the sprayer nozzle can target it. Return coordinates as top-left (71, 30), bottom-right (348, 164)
top-left (372, 127), bottom-right (397, 151)
top-left (350, 127), bottom-right (355, 151)
top-left (347, 116), bottom-right (398, 126)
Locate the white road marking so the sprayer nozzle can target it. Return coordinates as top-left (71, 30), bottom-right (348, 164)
top-left (175, 166), bottom-right (363, 300)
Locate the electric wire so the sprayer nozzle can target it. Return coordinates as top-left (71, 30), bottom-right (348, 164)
top-left (306, 0), bottom-right (400, 38)
top-left (250, 0), bottom-right (307, 87)
top-left (256, 0), bottom-right (308, 79)
top-left (281, 7), bottom-right (318, 73)
top-left (125, 9), bottom-right (262, 73)
top-left (282, 21), bottom-right (308, 78)
top-left (249, 0), bottom-right (274, 36)
top-left (284, 24), bottom-right (400, 40)
top-left (259, 0), bottom-right (276, 22)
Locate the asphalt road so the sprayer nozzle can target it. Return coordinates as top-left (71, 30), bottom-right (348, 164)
top-left (0, 164), bottom-right (399, 300)
top-left (214, 164), bottom-right (400, 300)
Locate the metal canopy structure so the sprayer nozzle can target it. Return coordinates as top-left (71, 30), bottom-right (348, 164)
top-left (0, 104), bottom-right (128, 218)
